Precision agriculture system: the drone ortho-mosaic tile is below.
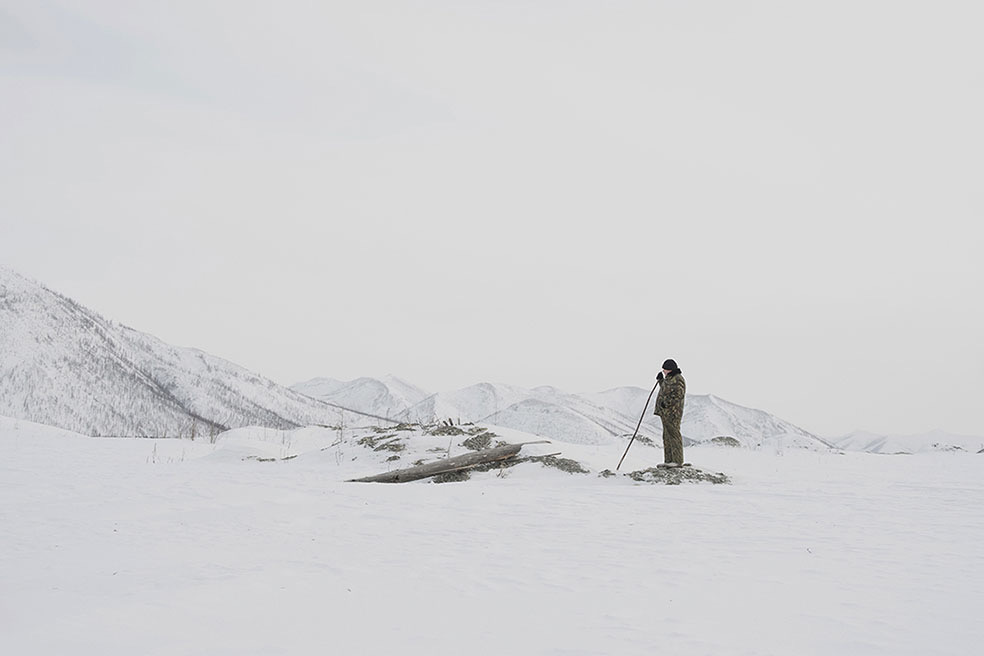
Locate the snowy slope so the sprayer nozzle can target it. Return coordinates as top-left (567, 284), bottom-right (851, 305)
top-left (290, 376), bottom-right (350, 398)
top-left (832, 429), bottom-right (984, 454)
top-left (0, 268), bottom-right (352, 436)
top-left (0, 413), bottom-right (94, 442)
top-left (682, 394), bottom-right (836, 449)
top-left (392, 382), bottom-right (532, 427)
top-left (524, 385), bottom-right (652, 441)
top-left (584, 385), bottom-right (658, 421)
top-left (481, 398), bottom-right (622, 445)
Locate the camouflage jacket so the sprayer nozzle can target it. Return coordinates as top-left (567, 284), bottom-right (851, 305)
top-left (654, 372), bottom-right (686, 421)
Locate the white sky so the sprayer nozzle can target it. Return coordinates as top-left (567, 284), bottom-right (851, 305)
top-left (2, 1), bottom-right (982, 437)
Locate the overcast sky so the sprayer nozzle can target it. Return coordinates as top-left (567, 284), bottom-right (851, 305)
top-left (2, 1), bottom-right (981, 437)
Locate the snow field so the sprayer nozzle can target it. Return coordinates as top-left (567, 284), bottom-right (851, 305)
top-left (1, 421), bottom-right (982, 655)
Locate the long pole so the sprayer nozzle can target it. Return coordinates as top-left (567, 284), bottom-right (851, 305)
top-left (616, 378), bottom-right (661, 471)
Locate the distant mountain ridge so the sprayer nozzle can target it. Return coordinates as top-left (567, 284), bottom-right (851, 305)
top-left (293, 376), bottom-right (834, 449)
top-left (293, 375), bottom-right (430, 421)
top-left (832, 430), bottom-right (984, 454)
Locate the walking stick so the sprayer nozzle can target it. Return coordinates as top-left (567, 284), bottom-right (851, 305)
top-left (616, 375), bottom-right (661, 471)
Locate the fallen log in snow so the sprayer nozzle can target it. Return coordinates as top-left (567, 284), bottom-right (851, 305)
top-left (348, 441), bottom-right (549, 483)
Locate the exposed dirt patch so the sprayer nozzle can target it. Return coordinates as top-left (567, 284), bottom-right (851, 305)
top-left (427, 424), bottom-right (467, 437)
top-left (432, 469), bottom-right (472, 484)
top-left (460, 434), bottom-right (492, 451)
top-left (628, 467), bottom-right (731, 485)
top-left (358, 434), bottom-right (405, 452)
top-left (534, 455), bottom-right (589, 474)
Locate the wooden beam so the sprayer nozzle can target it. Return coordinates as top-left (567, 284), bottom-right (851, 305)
top-left (348, 441), bottom-right (549, 483)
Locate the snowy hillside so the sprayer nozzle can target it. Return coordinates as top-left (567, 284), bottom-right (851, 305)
top-left (0, 268), bottom-right (366, 436)
top-left (479, 397), bottom-right (626, 446)
top-left (398, 382), bottom-right (535, 426)
top-left (832, 429), bottom-right (984, 454)
top-left (289, 376), bottom-right (351, 398)
top-left (682, 394), bottom-right (836, 449)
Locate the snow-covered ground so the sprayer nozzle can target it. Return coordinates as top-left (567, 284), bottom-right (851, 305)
top-left (2, 417), bottom-right (982, 655)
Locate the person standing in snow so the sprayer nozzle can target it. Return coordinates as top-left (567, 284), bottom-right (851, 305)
top-left (654, 358), bottom-right (686, 466)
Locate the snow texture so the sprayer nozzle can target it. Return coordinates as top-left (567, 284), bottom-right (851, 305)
top-left (2, 415), bottom-right (982, 655)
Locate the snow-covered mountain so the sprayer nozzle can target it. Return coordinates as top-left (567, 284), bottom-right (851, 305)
top-left (832, 429), bottom-right (984, 454)
top-left (581, 387), bottom-right (832, 448)
top-left (0, 268), bottom-right (353, 437)
top-left (293, 375), bottom-right (431, 421)
top-left (289, 377), bottom-right (351, 399)
top-left (682, 394), bottom-right (837, 449)
top-left (8, 266), bottom-right (949, 452)
top-left (292, 377), bottom-right (833, 449)
top-left (481, 384), bottom-right (675, 446)
top-left (399, 382), bottom-right (535, 426)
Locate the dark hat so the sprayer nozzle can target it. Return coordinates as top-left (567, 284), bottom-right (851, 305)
top-left (662, 359), bottom-right (678, 371)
